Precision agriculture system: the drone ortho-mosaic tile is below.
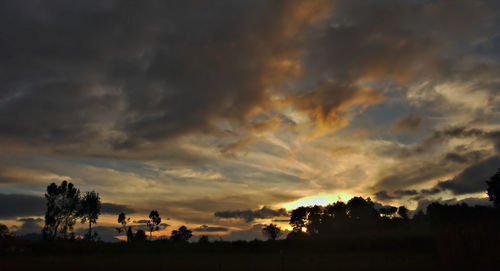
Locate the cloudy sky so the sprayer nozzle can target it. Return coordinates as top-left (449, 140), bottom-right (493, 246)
top-left (1, 0), bottom-right (500, 241)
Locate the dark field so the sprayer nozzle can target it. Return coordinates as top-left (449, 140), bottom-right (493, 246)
top-left (2, 232), bottom-right (499, 271)
top-left (2, 251), bottom-right (435, 271)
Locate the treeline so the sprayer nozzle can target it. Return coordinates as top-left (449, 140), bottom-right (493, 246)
top-left (115, 211), bottom-right (193, 243)
top-left (1, 168), bottom-right (500, 244)
top-left (275, 168), bottom-right (500, 241)
top-left (280, 196), bottom-right (500, 241)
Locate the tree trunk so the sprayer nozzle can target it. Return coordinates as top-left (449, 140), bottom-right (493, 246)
top-left (88, 221), bottom-right (92, 240)
top-left (51, 221), bottom-right (60, 241)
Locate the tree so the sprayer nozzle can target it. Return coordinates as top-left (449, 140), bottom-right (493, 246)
top-left (146, 210), bottom-right (161, 241)
top-left (262, 223), bottom-right (281, 240)
top-left (0, 224), bottom-right (11, 239)
top-left (134, 229), bottom-right (147, 242)
top-left (346, 197), bottom-right (379, 223)
top-left (290, 207), bottom-right (308, 232)
top-left (398, 206), bottom-right (409, 220)
top-left (43, 181), bottom-right (81, 240)
top-left (171, 226), bottom-right (192, 242)
top-left (198, 235), bottom-right (210, 244)
top-left (116, 212), bottom-right (131, 242)
top-left (79, 191), bottom-right (101, 240)
top-left (486, 168), bottom-right (500, 208)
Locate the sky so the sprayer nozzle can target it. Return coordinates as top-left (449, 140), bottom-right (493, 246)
top-left (1, 0), bottom-right (500, 241)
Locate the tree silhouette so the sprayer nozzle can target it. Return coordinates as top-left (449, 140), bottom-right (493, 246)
top-left (146, 210), bottom-right (161, 241)
top-left (486, 168), bottom-right (500, 208)
top-left (198, 235), bottom-right (210, 244)
top-left (116, 212), bottom-right (131, 242)
top-left (262, 223), bottom-right (281, 240)
top-left (346, 197), bottom-right (379, 223)
top-left (134, 229), bottom-right (147, 242)
top-left (79, 191), bottom-right (101, 240)
top-left (43, 180), bottom-right (81, 240)
top-left (127, 226), bottom-right (134, 242)
top-left (290, 207), bottom-right (308, 232)
top-left (171, 226), bottom-right (192, 242)
top-left (398, 206), bottom-right (409, 220)
top-left (0, 224), bottom-right (10, 239)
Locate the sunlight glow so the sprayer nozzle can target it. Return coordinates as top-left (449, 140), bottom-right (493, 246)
top-left (282, 192), bottom-right (353, 210)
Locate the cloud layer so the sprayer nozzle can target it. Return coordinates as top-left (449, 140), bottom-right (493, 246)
top-left (1, 0), bottom-right (500, 240)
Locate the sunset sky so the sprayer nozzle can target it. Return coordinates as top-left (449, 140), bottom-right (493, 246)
top-left (1, 0), bottom-right (500, 241)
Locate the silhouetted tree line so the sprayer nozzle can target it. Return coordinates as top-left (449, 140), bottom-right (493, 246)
top-left (116, 211), bottom-right (193, 243)
top-left (3, 168), bottom-right (497, 245)
top-left (283, 168), bottom-right (500, 240)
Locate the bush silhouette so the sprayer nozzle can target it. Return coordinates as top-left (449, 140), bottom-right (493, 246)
top-left (171, 226), bottom-right (192, 242)
top-left (486, 168), bottom-right (500, 208)
top-left (262, 224), bottom-right (281, 240)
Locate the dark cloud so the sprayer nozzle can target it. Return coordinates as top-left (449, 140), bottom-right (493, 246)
top-left (214, 206), bottom-right (288, 222)
top-left (416, 197), bottom-right (492, 212)
top-left (403, 127), bottom-right (500, 158)
top-left (0, 193), bottom-right (133, 219)
top-left (394, 189), bottom-right (419, 197)
top-left (375, 188), bottom-right (440, 202)
top-left (101, 203), bottom-right (134, 214)
top-left (77, 226), bottom-right (121, 242)
top-left (192, 225), bottom-right (229, 232)
top-left (437, 155), bottom-right (500, 194)
top-left (374, 190), bottom-right (394, 201)
top-left (392, 114), bottom-right (421, 132)
top-left (13, 218), bottom-right (43, 235)
top-left (4, 0), bottom-right (494, 158)
top-left (374, 159), bottom-right (457, 191)
top-left (0, 0), bottom-right (333, 157)
top-left (0, 194), bottom-right (45, 219)
top-left (375, 125), bottom-right (500, 191)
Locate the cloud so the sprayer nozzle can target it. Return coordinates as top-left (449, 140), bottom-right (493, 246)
top-left (392, 114), bottom-right (421, 132)
top-left (13, 218), bottom-right (43, 235)
top-left (0, 194), bottom-right (45, 219)
top-left (0, 0), bottom-right (334, 157)
top-left (290, 80), bottom-right (385, 127)
top-left (437, 155), bottom-right (500, 194)
top-left (192, 225), bottom-right (229, 232)
top-left (76, 226), bottom-right (121, 242)
top-left (101, 203), bottom-right (134, 214)
top-left (0, 193), bottom-right (133, 219)
top-left (214, 206), bottom-right (288, 222)
top-left (416, 197), bottom-right (492, 212)
top-left (374, 190), bottom-right (394, 201)
top-left (375, 188), bottom-right (440, 202)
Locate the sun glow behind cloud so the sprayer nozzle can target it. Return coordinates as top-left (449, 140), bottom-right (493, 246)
top-left (281, 192), bottom-right (353, 210)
